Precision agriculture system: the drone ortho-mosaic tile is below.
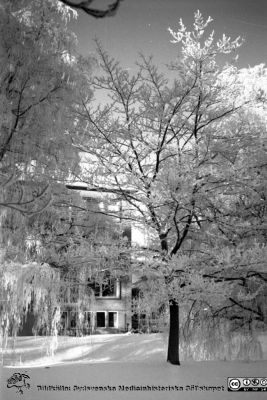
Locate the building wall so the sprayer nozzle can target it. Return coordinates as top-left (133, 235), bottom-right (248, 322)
top-left (60, 276), bottom-right (132, 335)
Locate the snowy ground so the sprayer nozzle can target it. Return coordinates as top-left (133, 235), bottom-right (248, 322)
top-left (1, 333), bottom-right (267, 399)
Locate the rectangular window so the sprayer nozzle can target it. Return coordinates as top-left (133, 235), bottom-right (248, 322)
top-left (88, 278), bottom-right (119, 298)
top-left (70, 311), bottom-right (77, 328)
top-left (87, 280), bottom-right (100, 297)
top-left (60, 311), bottom-right (68, 331)
top-left (102, 278), bottom-right (116, 297)
top-left (96, 312), bottom-right (105, 328)
top-left (108, 312), bottom-right (117, 328)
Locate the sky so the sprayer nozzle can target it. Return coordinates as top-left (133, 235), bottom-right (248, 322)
top-left (69, 0), bottom-right (267, 71)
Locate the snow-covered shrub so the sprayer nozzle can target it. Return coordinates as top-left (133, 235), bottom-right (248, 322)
top-left (180, 305), bottom-right (263, 361)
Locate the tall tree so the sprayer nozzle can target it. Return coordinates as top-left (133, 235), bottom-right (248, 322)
top-left (0, 0), bottom-right (91, 349)
top-left (74, 11), bottom-right (267, 364)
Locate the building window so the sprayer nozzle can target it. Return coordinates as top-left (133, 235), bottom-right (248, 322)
top-left (102, 278), bottom-right (116, 297)
top-left (60, 311), bottom-right (68, 332)
top-left (95, 312), bottom-right (118, 328)
top-left (108, 312), bottom-right (117, 328)
top-left (70, 311), bottom-right (77, 328)
top-left (96, 312), bottom-right (105, 328)
top-left (88, 276), bottom-right (119, 298)
top-left (87, 280), bottom-right (100, 296)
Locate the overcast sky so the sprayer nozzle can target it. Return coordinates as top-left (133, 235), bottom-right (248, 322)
top-left (69, 0), bottom-right (267, 70)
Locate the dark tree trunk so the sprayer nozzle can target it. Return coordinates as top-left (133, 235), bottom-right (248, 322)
top-left (167, 299), bottom-right (180, 365)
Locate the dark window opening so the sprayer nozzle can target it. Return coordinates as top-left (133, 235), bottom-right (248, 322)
top-left (96, 312), bottom-right (105, 328)
top-left (70, 312), bottom-right (77, 328)
top-left (60, 312), bottom-right (68, 331)
top-left (94, 282), bottom-right (101, 297)
top-left (88, 280), bottom-right (101, 297)
top-left (88, 276), bottom-right (117, 298)
top-left (102, 278), bottom-right (115, 296)
top-left (132, 288), bottom-right (140, 299)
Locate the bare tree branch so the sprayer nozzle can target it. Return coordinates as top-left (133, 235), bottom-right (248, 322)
top-left (59, 0), bottom-right (123, 18)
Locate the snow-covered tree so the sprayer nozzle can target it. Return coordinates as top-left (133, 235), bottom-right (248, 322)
top-left (0, 258), bottom-right (61, 353)
top-left (74, 11), bottom-right (267, 364)
top-left (0, 0), bottom-right (92, 352)
top-left (0, 179), bottom-right (133, 345)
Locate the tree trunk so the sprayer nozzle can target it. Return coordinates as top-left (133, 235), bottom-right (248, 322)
top-left (167, 299), bottom-right (180, 365)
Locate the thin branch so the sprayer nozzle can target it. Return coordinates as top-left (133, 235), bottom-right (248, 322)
top-left (229, 297), bottom-right (264, 320)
